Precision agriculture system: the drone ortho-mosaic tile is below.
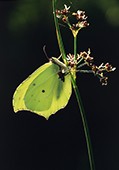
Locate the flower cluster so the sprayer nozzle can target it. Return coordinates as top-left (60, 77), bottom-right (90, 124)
top-left (66, 53), bottom-right (76, 67)
top-left (91, 63), bottom-right (116, 85)
top-left (66, 49), bottom-right (116, 85)
top-left (56, 4), bottom-right (70, 18)
top-left (56, 4), bottom-right (89, 37)
top-left (56, 4), bottom-right (116, 85)
top-left (72, 10), bottom-right (89, 29)
top-left (79, 49), bottom-right (93, 66)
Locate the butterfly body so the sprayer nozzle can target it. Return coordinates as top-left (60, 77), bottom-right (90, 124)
top-left (13, 57), bottom-right (72, 119)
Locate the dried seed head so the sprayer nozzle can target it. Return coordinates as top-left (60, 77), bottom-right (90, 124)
top-left (100, 76), bottom-right (108, 86)
top-left (105, 63), bottom-right (116, 72)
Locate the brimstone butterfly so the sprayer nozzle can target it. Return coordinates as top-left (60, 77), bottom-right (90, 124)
top-left (13, 57), bottom-right (72, 119)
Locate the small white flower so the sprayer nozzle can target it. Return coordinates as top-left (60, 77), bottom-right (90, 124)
top-left (64, 4), bottom-right (70, 11)
top-left (111, 67), bottom-right (116, 71)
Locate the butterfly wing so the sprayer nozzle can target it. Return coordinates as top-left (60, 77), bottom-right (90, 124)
top-left (13, 62), bottom-right (72, 119)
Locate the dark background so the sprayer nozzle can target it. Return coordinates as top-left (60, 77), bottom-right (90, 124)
top-left (0, 0), bottom-right (118, 170)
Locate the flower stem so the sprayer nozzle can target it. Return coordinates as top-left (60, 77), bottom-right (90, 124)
top-left (74, 35), bottom-right (77, 61)
top-left (52, 0), bottom-right (67, 64)
top-left (71, 76), bottom-right (95, 170)
top-left (73, 27), bottom-right (95, 170)
top-left (52, 1), bottom-right (95, 170)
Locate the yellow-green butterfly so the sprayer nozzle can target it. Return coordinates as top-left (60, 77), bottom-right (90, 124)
top-left (13, 57), bottom-right (72, 119)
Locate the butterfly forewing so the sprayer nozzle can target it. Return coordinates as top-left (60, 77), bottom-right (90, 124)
top-left (13, 62), bottom-right (53, 112)
top-left (24, 63), bottom-right (59, 111)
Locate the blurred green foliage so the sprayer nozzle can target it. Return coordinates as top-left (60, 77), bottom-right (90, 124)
top-left (8, 0), bottom-right (119, 33)
top-left (8, 0), bottom-right (51, 32)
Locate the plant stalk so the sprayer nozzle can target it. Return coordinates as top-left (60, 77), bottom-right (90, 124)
top-left (52, 0), bottom-right (67, 63)
top-left (74, 35), bottom-right (77, 61)
top-left (71, 76), bottom-right (95, 170)
top-left (73, 32), bottom-right (95, 170)
top-left (52, 0), bottom-right (95, 170)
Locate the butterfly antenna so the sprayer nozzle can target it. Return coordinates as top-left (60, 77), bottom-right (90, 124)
top-left (43, 45), bottom-right (62, 62)
top-left (43, 45), bottom-right (49, 60)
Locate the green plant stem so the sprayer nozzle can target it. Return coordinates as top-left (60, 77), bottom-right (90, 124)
top-left (74, 35), bottom-right (77, 61)
top-left (52, 0), bottom-right (95, 170)
top-left (52, 0), bottom-right (67, 63)
top-left (71, 77), bottom-right (95, 170)
top-left (73, 33), bottom-right (95, 170)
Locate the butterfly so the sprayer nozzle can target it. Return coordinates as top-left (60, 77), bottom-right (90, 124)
top-left (13, 57), bottom-right (72, 119)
